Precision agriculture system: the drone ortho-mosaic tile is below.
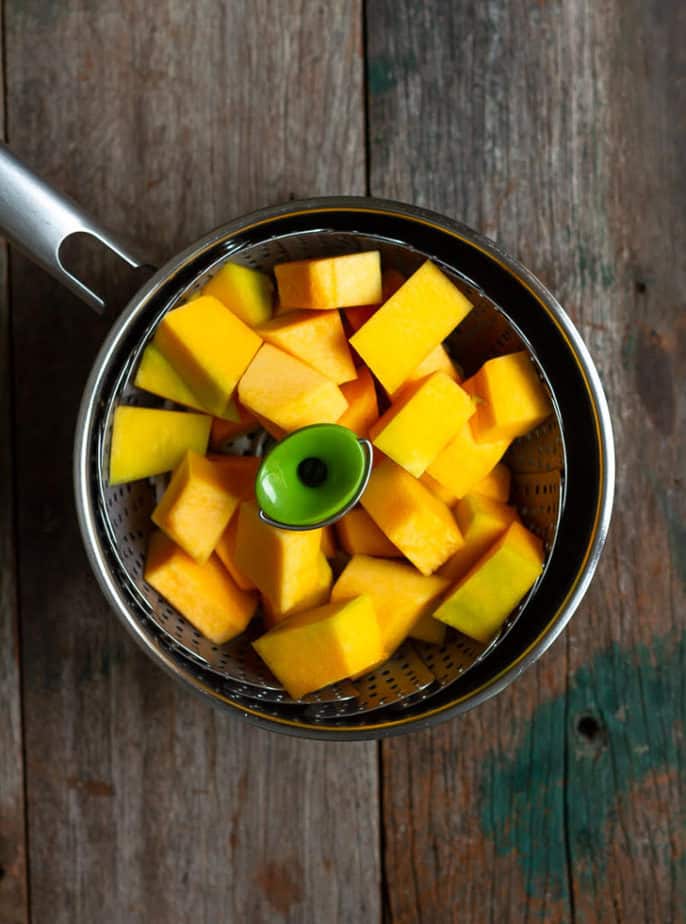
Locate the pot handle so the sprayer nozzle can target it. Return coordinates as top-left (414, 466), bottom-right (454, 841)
top-left (0, 143), bottom-right (148, 314)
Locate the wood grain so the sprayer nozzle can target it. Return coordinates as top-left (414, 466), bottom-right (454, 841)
top-left (7, 2), bottom-right (377, 923)
top-left (366, 1), bottom-right (685, 922)
top-left (0, 2), bottom-right (28, 915)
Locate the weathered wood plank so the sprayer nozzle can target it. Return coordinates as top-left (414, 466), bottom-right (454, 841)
top-left (7, 2), bottom-right (377, 923)
top-left (0, 2), bottom-right (29, 914)
top-left (367, 1), bottom-right (685, 922)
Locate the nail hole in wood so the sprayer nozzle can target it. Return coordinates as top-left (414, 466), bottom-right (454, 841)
top-left (577, 714), bottom-right (602, 740)
top-left (635, 280), bottom-right (647, 294)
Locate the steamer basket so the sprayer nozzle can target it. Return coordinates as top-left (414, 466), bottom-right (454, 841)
top-left (74, 202), bottom-right (613, 738)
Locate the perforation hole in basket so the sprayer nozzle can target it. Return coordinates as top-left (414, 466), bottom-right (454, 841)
top-left (510, 470), bottom-right (562, 547)
top-left (350, 643), bottom-right (435, 713)
top-left (415, 633), bottom-right (486, 687)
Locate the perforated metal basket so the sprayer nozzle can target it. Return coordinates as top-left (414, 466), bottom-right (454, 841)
top-left (96, 230), bottom-right (565, 724)
top-left (0, 145), bottom-right (613, 738)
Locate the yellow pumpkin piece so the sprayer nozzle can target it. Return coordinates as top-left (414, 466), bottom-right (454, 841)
top-left (134, 343), bottom-right (240, 422)
top-left (361, 458), bottom-right (463, 575)
top-left (238, 344), bottom-right (348, 433)
top-left (473, 463), bottom-right (511, 502)
top-left (370, 372), bottom-right (475, 477)
top-left (335, 507), bottom-right (402, 558)
top-left (145, 531), bottom-right (257, 644)
top-left (134, 343), bottom-right (205, 412)
top-left (209, 405), bottom-right (258, 450)
top-left (426, 422), bottom-right (510, 501)
top-left (337, 367), bottom-right (379, 437)
top-left (206, 455), bottom-right (260, 502)
top-left (409, 611), bottom-right (447, 645)
top-left (109, 406), bottom-right (211, 485)
top-left (263, 552), bottom-right (333, 627)
top-left (257, 309), bottom-right (356, 384)
top-left (154, 295), bottom-right (262, 419)
top-left (201, 262), bottom-right (274, 327)
top-left (275, 251), bottom-right (382, 310)
top-left (151, 451), bottom-right (240, 564)
top-left (389, 344), bottom-right (460, 398)
top-left (215, 515), bottom-right (255, 590)
top-left (343, 269), bottom-right (407, 332)
top-left (434, 521), bottom-right (544, 643)
top-left (321, 526), bottom-right (337, 558)
top-left (252, 411), bottom-right (288, 441)
top-left (252, 595), bottom-right (384, 699)
top-left (463, 351), bottom-right (552, 441)
top-left (350, 260), bottom-right (472, 394)
top-left (420, 471), bottom-right (459, 507)
top-left (233, 501), bottom-right (323, 616)
top-left (331, 554), bottom-right (449, 654)
top-left (439, 493), bottom-right (519, 584)
top-left (211, 455), bottom-right (268, 590)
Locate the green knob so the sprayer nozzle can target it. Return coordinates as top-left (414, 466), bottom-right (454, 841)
top-left (256, 424), bottom-right (373, 530)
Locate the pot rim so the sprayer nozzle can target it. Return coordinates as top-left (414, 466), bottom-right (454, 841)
top-left (74, 195), bottom-right (615, 739)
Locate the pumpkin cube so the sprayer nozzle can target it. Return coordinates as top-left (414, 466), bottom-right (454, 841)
top-left (145, 531), bottom-right (256, 644)
top-left (155, 295), bottom-right (262, 419)
top-left (211, 456), bottom-right (268, 589)
top-left (252, 411), bottom-right (288, 441)
top-left (361, 458), bottom-right (463, 575)
top-left (370, 372), bottom-right (475, 477)
top-left (350, 260), bottom-right (472, 394)
top-left (275, 251), bottom-right (382, 310)
top-left (335, 507), bottom-right (402, 558)
top-left (257, 309), bottom-right (356, 384)
top-left (474, 463), bottom-right (511, 502)
top-left (343, 268), bottom-right (406, 332)
top-left (233, 501), bottom-right (323, 615)
top-left (389, 344), bottom-right (460, 398)
top-left (331, 555), bottom-right (449, 654)
top-left (464, 351), bottom-right (552, 441)
top-left (151, 451), bottom-right (240, 563)
top-left (420, 471), bottom-right (459, 507)
top-left (253, 595), bottom-right (384, 699)
top-left (134, 343), bottom-right (239, 417)
top-left (434, 521), bottom-right (544, 643)
top-left (215, 515), bottom-right (255, 590)
top-left (321, 526), bottom-right (337, 558)
top-left (238, 344), bottom-right (348, 432)
top-left (208, 404), bottom-right (259, 451)
top-left (409, 611), bottom-right (447, 645)
top-left (207, 455), bottom-right (260, 502)
top-left (263, 552), bottom-right (332, 627)
top-left (426, 423), bottom-right (510, 501)
top-left (109, 406), bottom-right (211, 485)
top-left (201, 262), bottom-right (273, 327)
top-left (337, 367), bottom-right (379, 437)
top-left (439, 493), bottom-right (519, 584)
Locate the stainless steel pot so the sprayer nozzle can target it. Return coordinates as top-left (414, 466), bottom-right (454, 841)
top-left (0, 145), bottom-right (614, 739)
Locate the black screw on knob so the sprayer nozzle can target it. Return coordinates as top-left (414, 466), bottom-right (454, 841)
top-left (297, 456), bottom-right (328, 488)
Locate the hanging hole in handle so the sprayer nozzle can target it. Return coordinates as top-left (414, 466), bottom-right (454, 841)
top-left (59, 232), bottom-right (154, 314)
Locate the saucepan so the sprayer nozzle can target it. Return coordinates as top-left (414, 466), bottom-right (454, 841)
top-left (0, 144), bottom-right (614, 738)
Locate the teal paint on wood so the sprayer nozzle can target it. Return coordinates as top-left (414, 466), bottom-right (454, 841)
top-left (367, 51), bottom-right (416, 95)
top-left (480, 631), bottom-right (685, 901)
top-left (655, 489), bottom-right (686, 589)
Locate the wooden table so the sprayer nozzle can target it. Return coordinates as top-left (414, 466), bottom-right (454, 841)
top-left (1, 2), bottom-right (683, 922)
